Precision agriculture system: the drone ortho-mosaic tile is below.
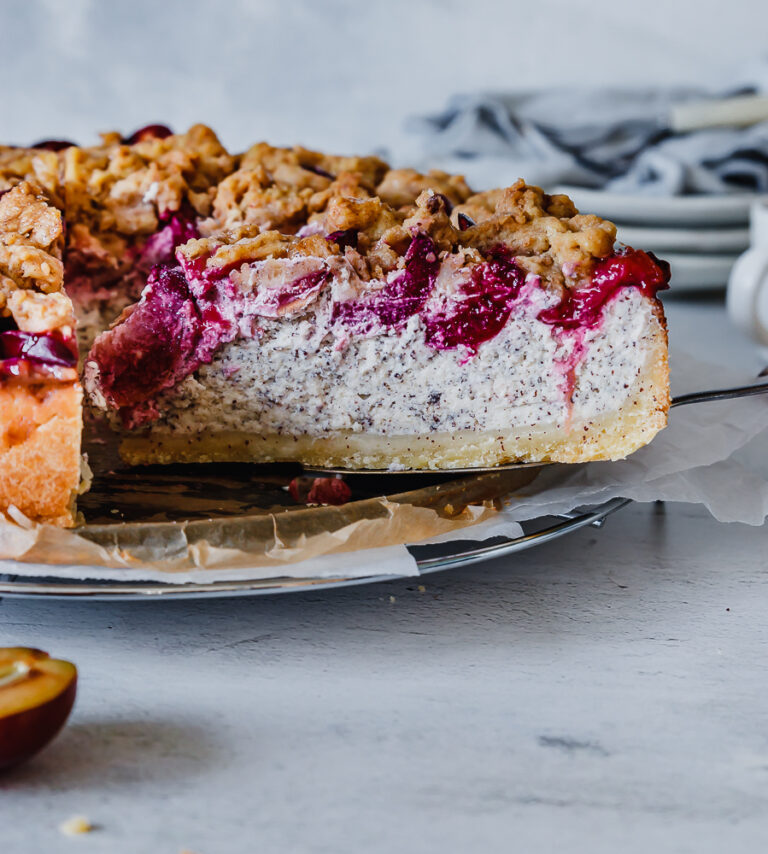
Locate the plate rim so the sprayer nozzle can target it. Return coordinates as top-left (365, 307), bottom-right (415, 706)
top-left (615, 224), bottom-right (749, 254)
top-left (554, 185), bottom-right (766, 226)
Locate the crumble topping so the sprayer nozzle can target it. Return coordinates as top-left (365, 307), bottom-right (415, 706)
top-left (62, 123), bottom-right (234, 234)
top-left (6, 291), bottom-right (74, 334)
top-left (0, 127), bottom-right (623, 295)
top-left (208, 142), bottom-right (389, 235)
top-left (376, 167), bottom-right (472, 209)
top-left (0, 182), bottom-right (77, 383)
top-left (0, 182), bottom-right (65, 320)
top-left (0, 126), bottom-right (627, 326)
top-left (186, 178), bottom-right (620, 298)
top-left (0, 146), bottom-right (61, 203)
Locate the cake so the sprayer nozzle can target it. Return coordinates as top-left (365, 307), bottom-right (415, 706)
top-left (0, 126), bottom-right (671, 526)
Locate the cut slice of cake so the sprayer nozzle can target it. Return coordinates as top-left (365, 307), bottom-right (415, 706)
top-left (0, 182), bottom-right (83, 525)
top-left (84, 176), bottom-right (670, 471)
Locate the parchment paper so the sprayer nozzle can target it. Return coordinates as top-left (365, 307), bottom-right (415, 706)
top-left (0, 469), bottom-right (534, 582)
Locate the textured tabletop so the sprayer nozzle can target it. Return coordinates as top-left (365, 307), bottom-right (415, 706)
top-left (2, 3), bottom-right (768, 849)
top-left (1, 298), bottom-right (767, 854)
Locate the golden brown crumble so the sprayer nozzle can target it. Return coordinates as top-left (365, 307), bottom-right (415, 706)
top-left (240, 142), bottom-right (389, 191)
top-left (376, 168), bottom-right (472, 210)
top-left (62, 123), bottom-right (234, 235)
top-left (454, 182), bottom-right (616, 273)
top-left (0, 127), bottom-right (621, 309)
top-left (0, 182), bottom-right (68, 330)
top-left (208, 142), bottom-right (389, 236)
top-left (189, 132), bottom-right (619, 289)
top-left (0, 126), bottom-right (236, 317)
top-left (193, 175), bottom-right (617, 294)
top-left (0, 146), bottom-right (62, 204)
top-left (180, 231), bottom-right (339, 272)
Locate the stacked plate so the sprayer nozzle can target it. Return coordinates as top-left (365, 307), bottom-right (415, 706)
top-left (555, 186), bottom-right (765, 292)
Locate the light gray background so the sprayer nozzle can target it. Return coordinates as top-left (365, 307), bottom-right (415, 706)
top-left (1, 0), bottom-right (767, 154)
top-left (2, 3), bottom-right (768, 853)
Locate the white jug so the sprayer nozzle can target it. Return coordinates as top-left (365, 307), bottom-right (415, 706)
top-left (727, 200), bottom-right (768, 350)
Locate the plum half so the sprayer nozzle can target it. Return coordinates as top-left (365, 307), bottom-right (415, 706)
top-left (0, 647), bottom-right (77, 771)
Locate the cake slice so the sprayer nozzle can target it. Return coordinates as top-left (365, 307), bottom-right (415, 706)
top-left (0, 182), bottom-right (82, 525)
top-left (84, 173), bottom-right (670, 471)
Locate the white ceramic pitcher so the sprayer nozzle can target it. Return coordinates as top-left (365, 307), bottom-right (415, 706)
top-left (727, 200), bottom-right (768, 350)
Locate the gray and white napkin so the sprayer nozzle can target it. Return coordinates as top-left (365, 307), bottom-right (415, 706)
top-left (388, 72), bottom-right (768, 194)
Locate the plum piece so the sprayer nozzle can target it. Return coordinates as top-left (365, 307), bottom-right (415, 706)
top-left (325, 229), bottom-right (358, 250)
top-left (0, 331), bottom-right (78, 368)
top-left (289, 476), bottom-right (351, 505)
top-left (457, 212), bottom-right (475, 231)
top-left (423, 246), bottom-right (526, 356)
top-left (425, 192), bottom-right (453, 215)
top-left (124, 124), bottom-right (173, 145)
top-left (331, 231), bottom-right (440, 331)
top-left (539, 248), bottom-right (671, 330)
top-left (87, 264), bottom-right (231, 410)
top-left (0, 648), bottom-right (77, 771)
top-left (31, 140), bottom-right (76, 152)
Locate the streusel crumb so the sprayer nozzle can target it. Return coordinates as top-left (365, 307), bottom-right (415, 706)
top-left (193, 170), bottom-right (617, 299)
top-left (0, 182), bottom-right (64, 318)
top-left (63, 123), bottom-right (234, 234)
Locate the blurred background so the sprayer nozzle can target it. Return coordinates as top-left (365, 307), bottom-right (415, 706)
top-left (2, 0), bottom-right (768, 322)
top-left (0, 0), bottom-right (765, 152)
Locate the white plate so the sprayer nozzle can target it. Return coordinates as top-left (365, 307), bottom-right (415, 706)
top-left (664, 251), bottom-right (738, 290)
top-left (555, 185), bottom-right (763, 226)
top-left (616, 224), bottom-right (749, 254)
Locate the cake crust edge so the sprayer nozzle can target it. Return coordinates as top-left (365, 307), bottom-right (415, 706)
top-left (0, 381), bottom-right (83, 526)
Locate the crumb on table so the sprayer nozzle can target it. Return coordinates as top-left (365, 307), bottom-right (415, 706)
top-left (59, 815), bottom-right (93, 836)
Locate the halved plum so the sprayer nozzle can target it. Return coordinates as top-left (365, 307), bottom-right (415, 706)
top-left (0, 647), bottom-right (77, 771)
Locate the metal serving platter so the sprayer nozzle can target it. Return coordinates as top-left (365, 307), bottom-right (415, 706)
top-left (0, 497), bottom-right (631, 600)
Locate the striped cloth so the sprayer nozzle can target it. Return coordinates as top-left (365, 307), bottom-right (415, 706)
top-left (390, 85), bottom-right (768, 195)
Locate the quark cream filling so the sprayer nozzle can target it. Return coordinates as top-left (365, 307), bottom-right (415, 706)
top-left (84, 232), bottom-right (669, 432)
top-left (139, 286), bottom-right (653, 440)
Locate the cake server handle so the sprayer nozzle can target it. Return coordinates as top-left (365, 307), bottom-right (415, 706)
top-left (671, 379), bottom-right (768, 409)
